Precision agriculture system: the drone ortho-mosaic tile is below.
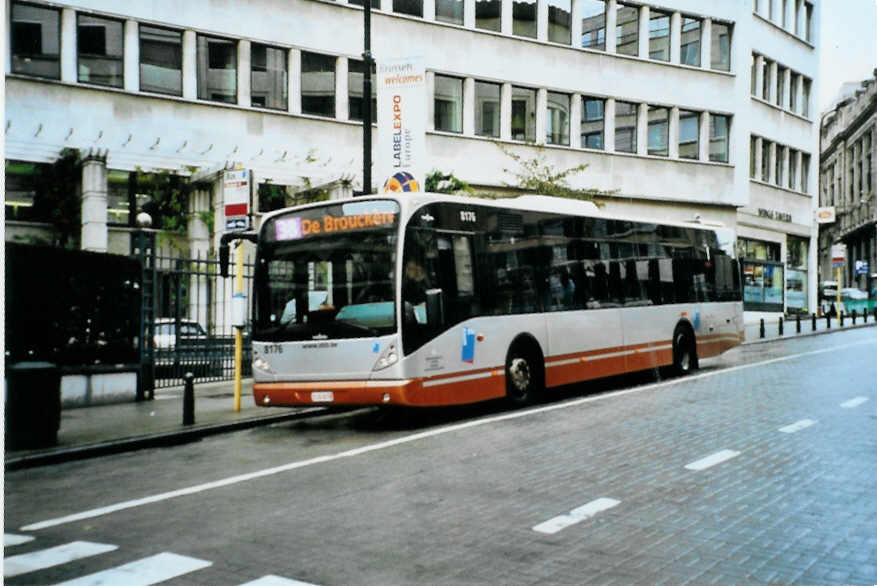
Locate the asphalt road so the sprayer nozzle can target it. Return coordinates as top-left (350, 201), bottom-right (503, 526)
top-left (5, 327), bottom-right (877, 585)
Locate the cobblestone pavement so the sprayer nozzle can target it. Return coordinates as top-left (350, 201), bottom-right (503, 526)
top-left (4, 328), bottom-right (877, 585)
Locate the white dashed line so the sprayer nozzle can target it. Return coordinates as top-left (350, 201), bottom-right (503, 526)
top-left (533, 498), bottom-right (621, 534)
top-left (684, 449), bottom-right (741, 471)
top-left (778, 419), bottom-right (817, 433)
top-left (840, 396), bottom-right (869, 409)
top-left (54, 552), bottom-right (212, 585)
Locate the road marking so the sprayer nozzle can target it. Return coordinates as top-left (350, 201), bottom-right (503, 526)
top-left (239, 576), bottom-right (321, 586)
top-left (20, 336), bottom-right (877, 532)
top-left (684, 449), bottom-right (741, 471)
top-left (778, 419), bottom-right (817, 433)
top-left (54, 552), bottom-right (212, 585)
top-left (3, 533), bottom-right (34, 547)
top-left (533, 498), bottom-right (620, 534)
top-left (840, 396), bottom-right (869, 409)
top-left (3, 541), bottom-right (118, 578)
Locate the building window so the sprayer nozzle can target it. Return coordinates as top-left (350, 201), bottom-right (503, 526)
top-left (615, 3), bottom-right (639, 57)
top-left (197, 35), bottom-right (237, 104)
top-left (781, 0), bottom-right (789, 27)
top-left (251, 44), bottom-right (287, 110)
top-left (513, 0), bottom-right (537, 38)
top-left (786, 235), bottom-right (809, 311)
top-left (77, 15), bottom-right (123, 87)
top-left (436, 0), bottom-right (464, 25)
top-left (775, 145), bottom-right (785, 187)
top-left (546, 92), bottom-right (570, 146)
top-left (11, 3), bottom-right (61, 79)
top-left (710, 114), bottom-right (729, 163)
top-left (301, 52), bottom-right (336, 117)
top-left (790, 72), bottom-right (799, 112)
top-left (394, 0), bottom-right (423, 17)
top-left (434, 75), bottom-right (463, 133)
top-left (107, 169), bottom-right (136, 226)
top-left (750, 136), bottom-right (758, 178)
top-left (648, 9), bottom-right (670, 61)
top-left (140, 25), bottom-right (182, 96)
top-left (761, 59), bottom-right (771, 101)
top-left (750, 54), bottom-right (758, 96)
top-left (776, 65), bottom-right (786, 108)
top-left (680, 17), bottom-right (701, 67)
top-left (348, 59), bottom-right (376, 122)
top-left (548, 0), bottom-right (572, 45)
top-left (739, 238), bottom-right (784, 311)
top-left (474, 81), bottom-right (500, 138)
top-left (788, 149), bottom-right (798, 190)
top-left (804, 2), bottom-right (813, 42)
top-left (802, 78), bottom-right (811, 117)
top-left (679, 110), bottom-right (699, 160)
top-left (647, 106), bottom-right (669, 156)
top-left (511, 86), bottom-right (537, 142)
top-left (580, 0), bottom-right (606, 51)
top-left (711, 22), bottom-right (731, 71)
top-left (581, 96), bottom-right (604, 149)
top-left (475, 0), bottom-right (501, 32)
top-left (614, 100), bottom-right (637, 153)
top-left (761, 140), bottom-right (771, 182)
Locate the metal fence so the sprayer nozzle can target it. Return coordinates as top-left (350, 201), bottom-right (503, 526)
top-left (133, 232), bottom-right (254, 393)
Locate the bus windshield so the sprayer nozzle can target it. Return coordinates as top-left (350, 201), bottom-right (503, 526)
top-left (254, 200), bottom-right (400, 341)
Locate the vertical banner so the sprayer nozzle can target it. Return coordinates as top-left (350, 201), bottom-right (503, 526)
top-left (376, 56), bottom-right (425, 194)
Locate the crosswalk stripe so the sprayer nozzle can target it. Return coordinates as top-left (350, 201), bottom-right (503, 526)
top-left (53, 552), bottom-right (212, 585)
top-left (3, 541), bottom-right (117, 578)
top-left (4, 533), bottom-right (35, 547)
top-left (239, 576), bottom-right (321, 586)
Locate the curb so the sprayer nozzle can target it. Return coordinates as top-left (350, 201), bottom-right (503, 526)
top-left (4, 407), bottom-right (326, 471)
top-left (741, 320), bottom-right (877, 346)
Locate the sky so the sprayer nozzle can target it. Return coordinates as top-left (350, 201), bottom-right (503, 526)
top-left (818, 0), bottom-right (877, 112)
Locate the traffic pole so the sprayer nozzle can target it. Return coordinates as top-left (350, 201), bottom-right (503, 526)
top-left (234, 243), bottom-right (244, 413)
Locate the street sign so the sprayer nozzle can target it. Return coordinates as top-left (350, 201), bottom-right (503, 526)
top-left (855, 260), bottom-right (869, 276)
top-left (225, 217), bottom-right (250, 231)
top-left (831, 243), bottom-right (846, 268)
top-left (223, 169), bottom-right (251, 223)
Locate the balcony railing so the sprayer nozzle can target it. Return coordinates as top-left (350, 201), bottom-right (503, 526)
top-left (838, 202), bottom-right (877, 237)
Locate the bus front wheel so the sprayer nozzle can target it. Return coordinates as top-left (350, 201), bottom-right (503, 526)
top-left (505, 343), bottom-right (543, 405)
top-left (672, 327), bottom-right (698, 376)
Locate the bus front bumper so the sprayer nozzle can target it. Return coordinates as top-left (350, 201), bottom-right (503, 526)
top-left (253, 379), bottom-right (421, 407)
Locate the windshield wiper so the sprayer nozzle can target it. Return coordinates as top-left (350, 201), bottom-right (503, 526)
top-left (332, 319), bottom-right (380, 336)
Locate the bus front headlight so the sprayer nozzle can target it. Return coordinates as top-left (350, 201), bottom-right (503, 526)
top-left (372, 344), bottom-right (398, 371)
top-left (253, 355), bottom-right (274, 373)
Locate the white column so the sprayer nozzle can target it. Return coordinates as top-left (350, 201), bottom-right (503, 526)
top-left (464, 0), bottom-right (476, 28)
top-left (124, 21), bottom-right (140, 92)
top-left (796, 0), bottom-right (805, 37)
top-left (637, 5), bottom-right (649, 59)
top-left (636, 102), bottom-right (648, 155)
top-left (238, 40), bottom-right (251, 107)
top-left (501, 0), bottom-right (513, 35)
top-left (768, 141), bottom-right (777, 184)
top-left (670, 12), bottom-right (681, 64)
top-left (424, 0), bottom-right (436, 21)
top-left (669, 106), bottom-right (680, 158)
top-left (782, 67), bottom-right (791, 110)
top-left (463, 77), bottom-right (475, 136)
top-left (336, 56), bottom-right (349, 122)
top-left (782, 145), bottom-right (790, 188)
top-left (426, 72), bottom-right (436, 131)
top-left (605, 0), bottom-right (617, 53)
top-left (794, 150), bottom-right (803, 191)
top-left (537, 0), bottom-right (549, 41)
top-left (80, 149), bottom-right (109, 253)
top-left (755, 55), bottom-right (765, 99)
top-left (754, 136), bottom-right (763, 180)
top-left (604, 98), bottom-right (616, 152)
top-left (289, 49), bottom-right (302, 114)
top-left (768, 61), bottom-right (778, 105)
top-left (701, 18), bottom-right (712, 70)
top-left (188, 187), bottom-right (211, 326)
top-left (500, 82), bottom-right (512, 141)
top-left (536, 88), bottom-right (547, 145)
top-left (61, 8), bottom-right (77, 83)
top-left (570, 0), bottom-right (583, 49)
top-left (183, 30), bottom-right (197, 100)
top-left (570, 92), bottom-right (582, 149)
top-left (699, 111), bottom-right (710, 162)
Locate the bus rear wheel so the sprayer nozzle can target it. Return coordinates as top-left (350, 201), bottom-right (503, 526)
top-left (672, 328), bottom-right (697, 376)
top-left (505, 344), bottom-right (543, 405)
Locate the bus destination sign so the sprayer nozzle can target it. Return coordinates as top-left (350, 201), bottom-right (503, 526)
top-left (275, 212), bottom-right (397, 240)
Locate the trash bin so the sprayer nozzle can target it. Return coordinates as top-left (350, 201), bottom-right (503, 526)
top-left (4, 361), bottom-right (61, 450)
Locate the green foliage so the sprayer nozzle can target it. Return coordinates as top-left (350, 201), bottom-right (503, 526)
top-left (425, 170), bottom-right (474, 195)
top-left (258, 183), bottom-right (289, 213)
top-left (291, 177), bottom-right (330, 206)
top-left (136, 169), bottom-right (193, 235)
top-left (31, 148), bottom-right (82, 248)
top-left (490, 143), bottom-right (614, 203)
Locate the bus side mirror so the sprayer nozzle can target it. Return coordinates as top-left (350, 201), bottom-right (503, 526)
top-left (219, 242), bottom-right (230, 278)
top-left (426, 288), bottom-right (444, 328)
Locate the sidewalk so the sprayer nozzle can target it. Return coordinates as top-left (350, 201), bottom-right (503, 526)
top-left (6, 317), bottom-right (877, 469)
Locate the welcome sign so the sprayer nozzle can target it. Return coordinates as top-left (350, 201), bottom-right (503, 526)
top-left (376, 56), bottom-right (425, 194)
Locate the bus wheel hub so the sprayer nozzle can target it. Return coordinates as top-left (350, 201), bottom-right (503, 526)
top-left (509, 358), bottom-right (531, 391)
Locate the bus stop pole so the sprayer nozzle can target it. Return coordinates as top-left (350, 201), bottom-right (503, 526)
top-left (234, 243), bottom-right (244, 413)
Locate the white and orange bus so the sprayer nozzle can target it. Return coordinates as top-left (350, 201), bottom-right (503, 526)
top-left (225, 192), bottom-right (743, 408)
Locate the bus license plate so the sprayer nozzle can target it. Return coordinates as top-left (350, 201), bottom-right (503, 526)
top-left (311, 391), bottom-right (334, 403)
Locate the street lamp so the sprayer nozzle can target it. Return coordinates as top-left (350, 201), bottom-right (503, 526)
top-left (362, 0), bottom-right (373, 195)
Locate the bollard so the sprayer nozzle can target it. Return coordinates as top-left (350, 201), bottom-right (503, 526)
top-left (852, 309), bottom-right (857, 325)
top-left (796, 313), bottom-right (801, 334)
top-left (183, 372), bottom-right (195, 426)
top-left (840, 311), bottom-right (845, 327)
top-left (826, 314), bottom-right (831, 329)
top-left (778, 316), bottom-right (784, 336)
top-left (812, 312), bottom-right (817, 331)
top-left (759, 318), bottom-right (765, 338)
top-left (873, 308), bottom-right (877, 322)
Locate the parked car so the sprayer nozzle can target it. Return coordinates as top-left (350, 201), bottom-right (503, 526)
top-left (153, 319), bottom-right (208, 349)
top-left (153, 318), bottom-right (219, 379)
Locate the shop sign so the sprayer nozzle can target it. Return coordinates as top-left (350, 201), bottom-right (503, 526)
top-left (855, 260), bottom-right (870, 276)
top-left (816, 207), bottom-right (836, 224)
top-left (758, 208), bottom-right (792, 223)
